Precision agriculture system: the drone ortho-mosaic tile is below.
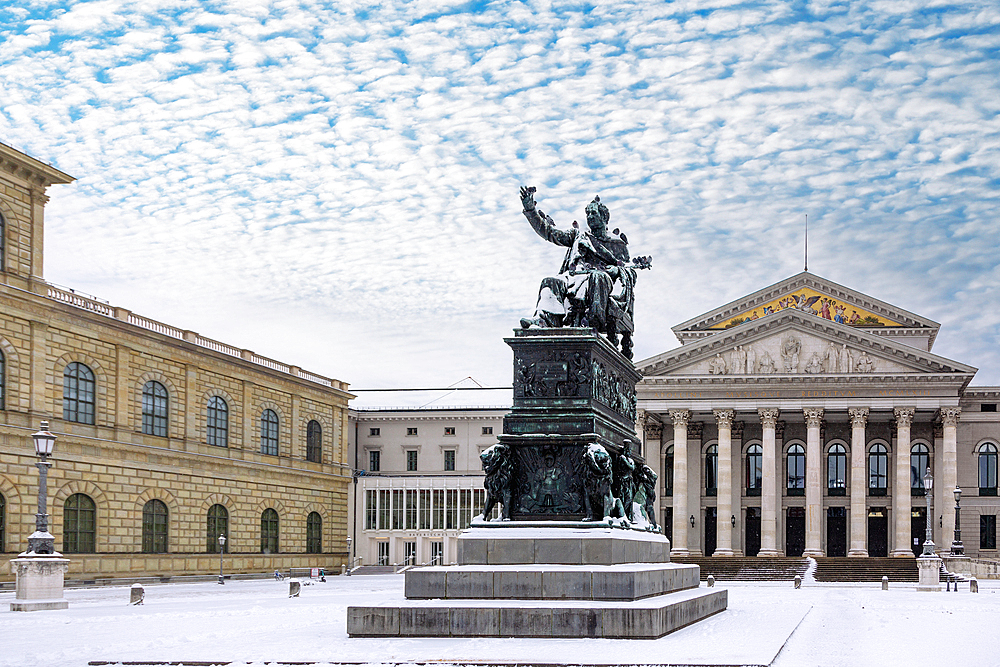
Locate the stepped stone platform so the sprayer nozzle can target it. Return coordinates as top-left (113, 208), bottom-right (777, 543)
top-left (348, 525), bottom-right (727, 639)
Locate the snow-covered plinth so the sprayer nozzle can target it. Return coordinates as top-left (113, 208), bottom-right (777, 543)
top-left (457, 524), bottom-right (671, 565)
top-left (9, 554), bottom-right (70, 612)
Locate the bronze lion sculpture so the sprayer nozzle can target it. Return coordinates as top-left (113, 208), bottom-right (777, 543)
top-left (480, 443), bottom-right (513, 520)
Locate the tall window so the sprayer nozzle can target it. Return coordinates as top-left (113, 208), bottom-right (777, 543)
top-left (63, 493), bottom-right (96, 553)
top-left (0, 212), bottom-right (5, 272)
top-left (980, 443), bottom-right (998, 496)
top-left (306, 420), bottom-right (322, 463)
top-left (663, 445), bottom-right (674, 496)
top-left (787, 444), bottom-right (805, 496)
top-left (0, 348), bottom-right (5, 410)
top-left (306, 512), bottom-right (322, 554)
top-left (260, 409), bottom-right (279, 456)
top-left (369, 450), bottom-right (381, 472)
top-left (981, 515), bottom-right (997, 550)
top-left (0, 492), bottom-right (5, 552)
top-left (869, 444), bottom-right (888, 496)
top-left (63, 362), bottom-right (96, 424)
top-left (705, 445), bottom-right (718, 496)
top-left (746, 444), bottom-right (762, 496)
top-left (260, 508), bottom-right (279, 553)
top-left (142, 499), bottom-right (168, 553)
top-left (407, 450), bottom-right (418, 471)
top-left (444, 450), bottom-right (456, 471)
top-left (207, 504), bottom-right (228, 553)
top-left (141, 381), bottom-right (168, 437)
top-left (828, 444), bottom-right (847, 495)
top-left (207, 396), bottom-right (228, 447)
top-left (910, 443), bottom-right (930, 495)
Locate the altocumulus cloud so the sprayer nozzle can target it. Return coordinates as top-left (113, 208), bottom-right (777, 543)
top-left (2, 0), bottom-right (1000, 389)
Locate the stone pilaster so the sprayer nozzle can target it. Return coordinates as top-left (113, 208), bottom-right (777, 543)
top-left (669, 409), bottom-right (690, 556)
top-left (848, 407), bottom-right (869, 557)
top-left (713, 409), bottom-right (735, 557)
top-left (940, 407), bottom-right (961, 551)
top-left (892, 407), bottom-right (916, 557)
top-left (758, 408), bottom-right (781, 557)
top-left (803, 408), bottom-right (825, 557)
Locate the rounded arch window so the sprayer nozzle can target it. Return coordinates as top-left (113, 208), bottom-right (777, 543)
top-left (141, 381), bottom-right (168, 437)
top-left (705, 444), bottom-right (718, 496)
top-left (786, 444), bottom-right (805, 495)
top-left (63, 362), bottom-right (96, 424)
top-left (0, 492), bottom-right (5, 552)
top-left (869, 443), bottom-right (889, 495)
top-left (207, 396), bottom-right (228, 447)
top-left (746, 444), bottom-right (762, 495)
top-left (911, 443), bottom-right (930, 494)
top-left (207, 504), bottom-right (228, 553)
top-left (663, 445), bottom-right (674, 496)
top-left (0, 347), bottom-right (5, 410)
top-left (260, 409), bottom-right (279, 456)
top-left (142, 499), bottom-right (168, 553)
top-left (306, 420), bottom-right (322, 463)
top-left (306, 511), bottom-right (322, 554)
top-left (979, 442), bottom-right (998, 495)
top-left (828, 444), bottom-right (847, 495)
top-left (64, 493), bottom-right (96, 553)
top-left (261, 508), bottom-right (279, 554)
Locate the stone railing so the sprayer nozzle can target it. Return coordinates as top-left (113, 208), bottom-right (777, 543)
top-left (942, 555), bottom-right (1000, 579)
top-left (45, 284), bottom-right (346, 391)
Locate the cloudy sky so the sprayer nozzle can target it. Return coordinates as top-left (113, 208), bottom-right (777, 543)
top-left (3, 0), bottom-right (1000, 399)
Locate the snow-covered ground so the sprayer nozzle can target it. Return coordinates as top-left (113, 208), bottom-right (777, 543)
top-left (1, 574), bottom-right (996, 667)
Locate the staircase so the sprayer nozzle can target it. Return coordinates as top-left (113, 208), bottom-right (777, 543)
top-left (672, 556), bottom-right (809, 581)
top-left (348, 565), bottom-right (400, 575)
top-left (812, 557), bottom-right (918, 582)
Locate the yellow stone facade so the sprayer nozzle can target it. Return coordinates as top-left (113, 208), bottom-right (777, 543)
top-left (0, 143), bottom-right (353, 581)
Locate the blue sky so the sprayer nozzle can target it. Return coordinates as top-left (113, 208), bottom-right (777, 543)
top-left (3, 0), bottom-right (1000, 394)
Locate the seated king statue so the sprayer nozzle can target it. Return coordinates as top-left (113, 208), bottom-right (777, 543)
top-left (518, 186), bottom-right (650, 359)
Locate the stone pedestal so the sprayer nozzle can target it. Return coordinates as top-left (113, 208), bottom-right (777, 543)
top-left (916, 555), bottom-right (942, 592)
top-left (9, 554), bottom-right (70, 611)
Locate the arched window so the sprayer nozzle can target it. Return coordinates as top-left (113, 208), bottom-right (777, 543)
top-left (306, 511), bottom-right (322, 554)
top-left (141, 381), bottom-right (168, 437)
top-left (869, 443), bottom-right (888, 496)
top-left (828, 444), bottom-right (847, 495)
top-left (746, 444), bottom-right (762, 496)
top-left (63, 493), bottom-right (96, 553)
top-left (787, 444), bottom-right (805, 496)
top-left (0, 348), bottom-right (5, 410)
top-left (911, 443), bottom-right (930, 495)
top-left (705, 445), bottom-right (718, 496)
top-left (306, 420), bottom-right (322, 463)
top-left (63, 362), bottom-right (95, 424)
top-left (260, 409), bottom-right (279, 456)
top-left (663, 445), bottom-right (674, 496)
top-left (207, 396), bottom-right (228, 447)
top-left (0, 212), bottom-right (5, 272)
top-left (979, 443), bottom-right (998, 496)
top-left (142, 499), bottom-right (168, 553)
top-left (261, 508), bottom-right (279, 554)
top-left (0, 492), bottom-right (5, 552)
top-left (207, 504), bottom-right (228, 553)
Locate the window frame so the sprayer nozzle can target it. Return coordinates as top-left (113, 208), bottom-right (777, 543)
top-left (142, 499), bottom-right (168, 553)
top-left (827, 443), bottom-right (848, 496)
top-left (63, 493), bottom-right (96, 553)
top-left (260, 409), bottom-right (279, 456)
top-left (663, 445), bottom-right (674, 496)
top-left (63, 362), bottom-right (96, 425)
top-left (443, 449), bottom-right (456, 471)
top-left (207, 504), bottom-right (228, 553)
top-left (406, 427), bottom-right (418, 436)
top-left (981, 514), bottom-right (997, 551)
top-left (787, 444), bottom-right (806, 496)
top-left (207, 396), bottom-right (229, 447)
top-left (407, 449), bottom-right (418, 472)
top-left (306, 511), bottom-right (322, 554)
top-left (705, 444), bottom-right (718, 497)
top-left (869, 443), bottom-right (889, 496)
top-left (979, 443), bottom-right (998, 496)
top-left (141, 380), bottom-right (169, 437)
top-left (482, 426), bottom-right (493, 436)
top-left (306, 420), bottom-right (322, 463)
top-left (260, 508), bottom-right (279, 554)
top-left (444, 426), bottom-right (456, 436)
top-left (746, 443), bottom-right (762, 496)
top-left (910, 443), bottom-right (930, 496)
top-left (368, 449), bottom-right (381, 472)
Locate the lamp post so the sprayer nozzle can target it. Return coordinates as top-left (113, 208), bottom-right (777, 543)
top-left (28, 421), bottom-right (56, 555)
top-left (951, 486), bottom-right (964, 556)
top-left (218, 533), bottom-right (226, 584)
top-left (346, 535), bottom-right (353, 576)
top-left (921, 467), bottom-right (935, 556)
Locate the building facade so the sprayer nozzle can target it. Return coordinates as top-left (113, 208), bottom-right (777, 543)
top-left (348, 407), bottom-right (505, 567)
top-left (637, 272), bottom-right (999, 560)
top-left (0, 143), bottom-right (353, 581)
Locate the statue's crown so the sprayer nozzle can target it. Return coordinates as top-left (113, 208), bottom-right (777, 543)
top-left (585, 195), bottom-right (609, 223)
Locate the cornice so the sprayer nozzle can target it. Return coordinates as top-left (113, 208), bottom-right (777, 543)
top-left (0, 141), bottom-right (75, 188)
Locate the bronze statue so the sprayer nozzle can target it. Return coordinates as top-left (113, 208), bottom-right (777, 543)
top-left (480, 443), bottom-right (513, 520)
top-left (612, 441), bottom-right (637, 522)
top-left (518, 186), bottom-right (650, 359)
top-left (583, 444), bottom-right (616, 521)
top-left (637, 463), bottom-right (659, 530)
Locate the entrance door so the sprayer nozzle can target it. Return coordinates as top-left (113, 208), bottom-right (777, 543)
top-left (745, 508), bottom-right (761, 557)
top-left (786, 507), bottom-right (805, 557)
top-left (868, 508), bottom-right (888, 557)
top-left (377, 541), bottom-right (390, 566)
top-left (705, 507), bottom-right (717, 556)
top-left (663, 507), bottom-right (673, 545)
top-left (827, 507), bottom-right (847, 557)
top-left (911, 507), bottom-right (927, 557)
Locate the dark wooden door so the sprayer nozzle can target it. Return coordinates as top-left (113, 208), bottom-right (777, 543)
top-left (746, 507), bottom-right (761, 557)
top-left (705, 507), bottom-right (717, 556)
top-left (911, 507), bottom-right (927, 556)
top-left (786, 507), bottom-right (805, 557)
top-left (663, 507), bottom-right (673, 544)
top-left (827, 507), bottom-right (847, 557)
top-left (868, 508), bottom-right (888, 557)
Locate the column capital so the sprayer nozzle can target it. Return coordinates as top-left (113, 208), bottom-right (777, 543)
top-left (714, 408), bottom-right (735, 428)
top-left (849, 407), bottom-right (869, 427)
top-left (732, 421), bottom-right (744, 441)
top-left (894, 406), bottom-right (915, 427)
top-left (758, 408), bottom-right (780, 428)
top-left (803, 407), bottom-right (824, 426)
top-left (939, 406), bottom-right (962, 427)
top-left (644, 421), bottom-right (663, 440)
top-left (687, 422), bottom-right (704, 440)
top-left (775, 420), bottom-right (785, 440)
top-left (668, 409), bottom-right (690, 428)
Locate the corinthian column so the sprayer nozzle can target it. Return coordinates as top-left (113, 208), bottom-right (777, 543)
top-left (891, 407), bottom-right (916, 557)
top-left (714, 409), bottom-right (735, 556)
top-left (848, 407), bottom-right (869, 557)
top-left (758, 408), bottom-right (781, 556)
top-left (669, 409), bottom-right (690, 556)
top-left (803, 408), bottom-right (825, 557)
top-left (940, 407), bottom-right (961, 550)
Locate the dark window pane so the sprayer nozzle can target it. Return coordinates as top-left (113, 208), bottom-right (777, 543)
top-left (141, 381), bottom-right (168, 437)
top-left (207, 396), bottom-right (228, 447)
top-left (369, 450), bottom-right (380, 472)
top-left (260, 508), bottom-right (279, 553)
top-left (260, 409), bottom-right (279, 456)
top-left (444, 450), bottom-right (455, 471)
top-left (980, 515), bottom-right (997, 550)
top-left (207, 504), bottom-right (228, 553)
top-left (306, 512), bottom-right (322, 554)
top-left (142, 499), bottom-right (168, 553)
top-left (64, 493), bottom-right (96, 553)
top-left (306, 420), bottom-right (322, 463)
top-left (407, 450), bottom-right (418, 471)
top-left (63, 362), bottom-right (96, 424)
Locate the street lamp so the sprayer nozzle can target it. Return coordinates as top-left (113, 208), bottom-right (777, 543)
top-left (951, 486), bottom-right (964, 556)
top-left (217, 533), bottom-right (226, 584)
top-left (28, 421), bottom-right (57, 555)
top-left (346, 535), bottom-right (353, 576)
top-left (689, 515), bottom-right (696, 528)
top-left (921, 467), bottom-right (935, 556)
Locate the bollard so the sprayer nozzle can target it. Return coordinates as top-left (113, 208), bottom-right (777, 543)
top-left (707, 575), bottom-right (715, 588)
top-left (794, 575), bottom-right (801, 589)
top-left (970, 577), bottom-right (979, 593)
top-left (946, 576), bottom-right (951, 591)
top-left (288, 579), bottom-right (301, 598)
top-left (954, 574), bottom-right (958, 593)
top-left (130, 583), bottom-right (144, 605)
top-left (341, 564), bottom-right (346, 575)
top-left (881, 576), bottom-right (888, 591)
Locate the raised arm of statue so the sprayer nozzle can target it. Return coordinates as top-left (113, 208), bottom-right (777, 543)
top-left (520, 186), bottom-right (574, 248)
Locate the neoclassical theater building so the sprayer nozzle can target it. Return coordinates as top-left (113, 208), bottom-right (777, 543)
top-left (0, 143), bottom-right (353, 581)
top-left (636, 272), bottom-right (999, 560)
